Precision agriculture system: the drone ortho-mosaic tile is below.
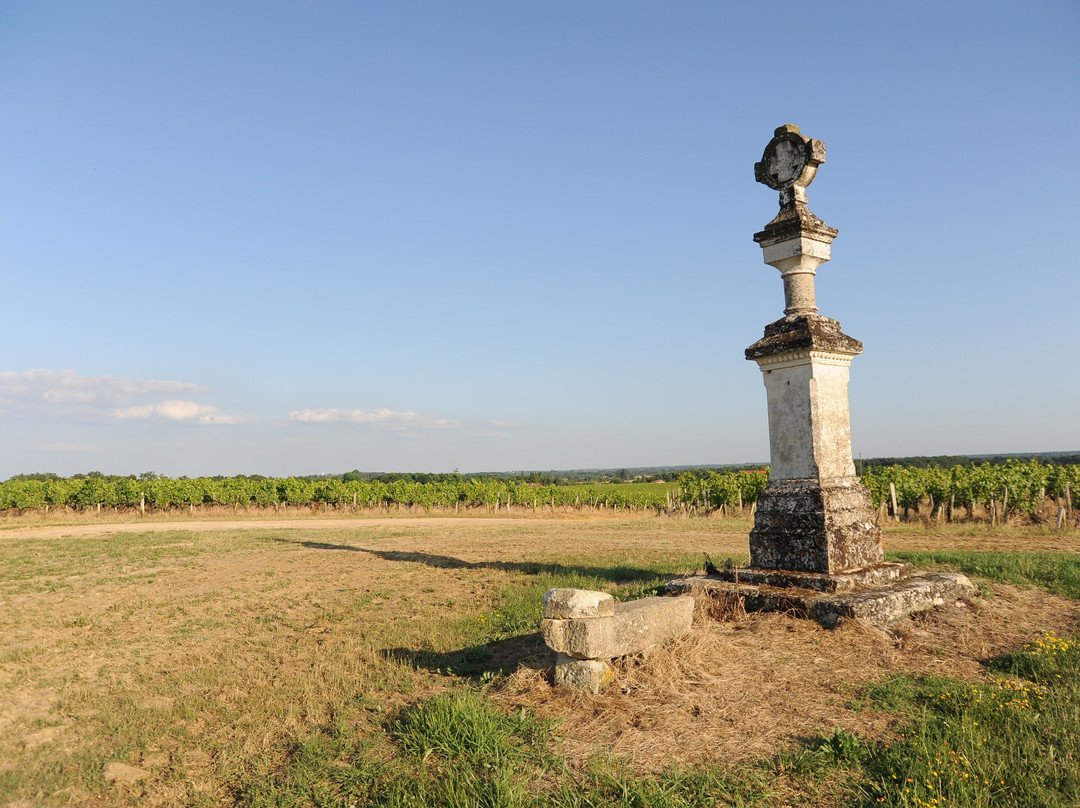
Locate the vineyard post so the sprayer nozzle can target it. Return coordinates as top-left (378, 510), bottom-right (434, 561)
top-left (1002, 486), bottom-right (1008, 523)
top-left (140, 494), bottom-right (145, 516)
top-left (889, 482), bottom-right (899, 523)
top-left (1067, 483), bottom-right (1073, 526)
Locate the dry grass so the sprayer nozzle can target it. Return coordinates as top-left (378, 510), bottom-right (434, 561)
top-left (493, 584), bottom-right (1080, 772)
top-left (0, 514), bottom-right (1077, 806)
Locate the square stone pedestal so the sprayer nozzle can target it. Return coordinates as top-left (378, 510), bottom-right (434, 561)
top-left (750, 477), bottom-right (882, 574)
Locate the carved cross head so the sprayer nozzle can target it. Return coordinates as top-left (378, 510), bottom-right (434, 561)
top-left (754, 124), bottom-right (827, 208)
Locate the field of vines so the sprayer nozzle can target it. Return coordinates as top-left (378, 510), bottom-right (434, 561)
top-left (862, 458), bottom-right (1079, 521)
top-left (0, 459), bottom-right (1076, 522)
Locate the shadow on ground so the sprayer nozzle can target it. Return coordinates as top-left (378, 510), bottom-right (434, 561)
top-left (261, 536), bottom-right (690, 683)
top-left (383, 633), bottom-right (551, 680)
top-left (261, 536), bottom-right (681, 585)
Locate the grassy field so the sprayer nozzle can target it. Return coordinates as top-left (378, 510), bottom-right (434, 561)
top-left (1, 515), bottom-right (1078, 807)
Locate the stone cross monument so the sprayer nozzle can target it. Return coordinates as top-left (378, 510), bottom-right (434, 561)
top-left (745, 124), bottom-right (883, 577)
top-left (668, 124), bottom-right (975, 627)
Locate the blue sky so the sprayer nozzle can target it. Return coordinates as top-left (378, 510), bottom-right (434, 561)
top-left (1, 1), bottom-right (1077, 478)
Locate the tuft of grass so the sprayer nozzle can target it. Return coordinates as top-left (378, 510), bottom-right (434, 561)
top-left (391, 691), bottom-right (549, 770)
top-left (241, 691), bottom-right (553, 808)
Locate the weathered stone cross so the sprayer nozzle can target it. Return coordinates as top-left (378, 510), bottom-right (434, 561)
top-left (746, 124), bottom-right (882, 576)
top-left (668, 124), bottom-right (976, 628)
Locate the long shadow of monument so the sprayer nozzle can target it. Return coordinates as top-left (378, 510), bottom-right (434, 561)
top-left (262, 536), bottom-right (672, 585)
top-left (261, 536), bottom-right (682, 680)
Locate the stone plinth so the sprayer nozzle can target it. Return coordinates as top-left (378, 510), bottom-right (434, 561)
top-left (540, 589), bottom-right (694, 693)
top-left (668, 570), bottom-right (977, 630)
top-left (749, 478), bottom-right (881, 574)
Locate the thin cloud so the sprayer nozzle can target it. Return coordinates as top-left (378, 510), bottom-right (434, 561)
top-left (289, 408), bottom-right (459, 431)
top-left (0, 369), bottom-right (206, 408)
top-left (114, 400), bottom-right (246, 425)
top-left (485, 419), bottom-right (522, 429)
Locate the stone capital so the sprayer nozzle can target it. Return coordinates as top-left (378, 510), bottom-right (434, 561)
top-left (745, 314), bottom-right (863, 363)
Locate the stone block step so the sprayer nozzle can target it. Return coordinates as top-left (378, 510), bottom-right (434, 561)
top-left (542, 594), bottom-right (694, 660)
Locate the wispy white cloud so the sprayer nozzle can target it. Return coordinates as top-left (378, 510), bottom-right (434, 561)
top-left (485, 419), bottom-right (522, 429)
top-left (114, 400), bottom-right (246, 425)
top-left (288, 408), bottom-right (459, 431)
top-left (0, 369), bottom-right (246, 427)
top-left (0, 369), bottom-right (206, 408)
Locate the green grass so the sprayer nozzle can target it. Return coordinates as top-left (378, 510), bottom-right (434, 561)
top-left (854, 631), bottom-right (1080, 807)
top-left (887, 550), bottom-right (1080, 599)
top-left (239, 689), bottom-right (786, 808)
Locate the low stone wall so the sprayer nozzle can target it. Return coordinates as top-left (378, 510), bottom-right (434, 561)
top-left (541, 588), bottom-right (694, 693)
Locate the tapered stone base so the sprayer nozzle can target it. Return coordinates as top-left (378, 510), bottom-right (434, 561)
top-left (750, 477), bottom-right (882, 575)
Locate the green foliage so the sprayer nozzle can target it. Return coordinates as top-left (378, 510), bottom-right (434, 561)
top-left (863, 459), bottom-right (1079, 515)
top-left (2, 458), bottom-right (1076, 517)
top-left (676, 469), bottom-right (768, 509)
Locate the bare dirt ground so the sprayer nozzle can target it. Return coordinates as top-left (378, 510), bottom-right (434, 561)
top-left (1, 515), bottom-right (1078, 804)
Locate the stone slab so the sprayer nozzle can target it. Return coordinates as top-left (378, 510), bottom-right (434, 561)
top-left (542, 595), bottom-right (694, 660)
top-left (667, 571), bottom-right (976, 630)
top-left (712, 561), bottom-right (914, 593)
top-left (542, 588), bottom-right (615, 619)
top-left (554, 654), bottom-right (614, 694)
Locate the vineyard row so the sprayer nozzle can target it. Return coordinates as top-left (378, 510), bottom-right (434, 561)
top-left (1, 459), bottom-right (1077, 522)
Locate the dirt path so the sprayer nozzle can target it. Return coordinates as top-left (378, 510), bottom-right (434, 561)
top-left (0, 516), bottom-right (496, 541)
